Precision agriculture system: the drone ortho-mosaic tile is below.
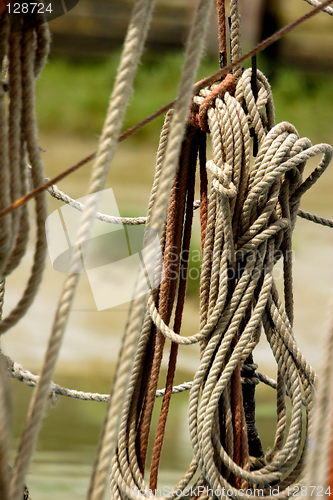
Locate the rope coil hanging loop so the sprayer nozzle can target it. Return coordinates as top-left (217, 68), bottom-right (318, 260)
top-left (0, 10), bottom-right (50, 335)
top-left (187, 62), bottom-right (333, 495)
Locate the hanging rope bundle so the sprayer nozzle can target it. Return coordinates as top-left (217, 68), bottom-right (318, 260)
top-left (186, 67), bottom-right (332, 497)
top-left (0, 12), bottom-right (49, 334)
top-left (107, 4), bottom-right (333, 498)
top-left (0, 12), bottom-right (49, 500)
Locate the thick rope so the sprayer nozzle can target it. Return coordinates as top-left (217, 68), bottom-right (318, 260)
top-left (0, 15), bottom-right (50, 337)
top-left (1, 2), bottom-right (332, 498)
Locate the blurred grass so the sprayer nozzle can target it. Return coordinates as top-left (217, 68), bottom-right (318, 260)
top-left (35, 51), bottom-right (333, 144)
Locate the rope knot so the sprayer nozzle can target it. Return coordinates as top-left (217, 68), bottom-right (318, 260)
top-left (191, 73), bottom-right (235, 133)
top-left (206, 160), bottom-right (236, 198)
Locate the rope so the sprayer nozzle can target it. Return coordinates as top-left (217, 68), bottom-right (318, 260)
top-left (47, 180), bottom-right (333, 231)
top-left (3, 352), bottom-right (303, 404)
top-left (216, 0), bottom-right (227, 68)
top-left (0, 12), bottom-right (51, 500)
top-left (230, 0), bottom-right (242, 83)
top-left (0, 355), bottom-right (10, 500)
top-left (98, 0), bottom-right (215, 498)
top-left (0, 14), bottom-right (50, 336)
top-left (0, 1), bottom-right (332, 499)
top-left (114, 66), bottom-right (331, 498)
top-left (9, 0), bottom-right (156, 498)
top-left (303, 0), bottom-right (333, 15)
top-left (303, 293), bottom-right (333, 496)
top-left (149, 126), bottom-right (198, 490)
top-left (0, 0), bottom-right (331, 223)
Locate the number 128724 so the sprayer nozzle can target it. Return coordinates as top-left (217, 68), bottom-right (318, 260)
top-left (6, 3), bottom-right (53, 14)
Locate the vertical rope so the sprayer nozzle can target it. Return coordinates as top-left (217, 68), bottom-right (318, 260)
top-left (229, 0), bottom-right (242, 83)
top-left (88, 1), bottom-right (215, 498)
top-left (0, 348), bottom-right (10, 500)
top-left (0, 14), bottom-right (50, 336)
top-left (199, 132), bottom-right (208, 256)
top-left (216, 0), bottom-right (227, 68)
top-left (149, 128), bottom-right (199, 490)
top-left (304, 293), bottom-right (333, 497)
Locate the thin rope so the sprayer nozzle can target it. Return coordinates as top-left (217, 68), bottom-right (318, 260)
top-left (91, 0), bottom-right (215, 498)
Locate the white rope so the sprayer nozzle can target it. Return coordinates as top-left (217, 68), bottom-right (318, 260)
top-left (5, 353), bottom-right (283, 403)
top-left (303, 0), bottom-right (333, 15)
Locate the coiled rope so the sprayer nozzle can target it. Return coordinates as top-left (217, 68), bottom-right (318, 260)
top-left (105, 29), bottom-right (333, 500)
top-left (0, 13), bottom-right (49, 336)
top-left (0, 1), bottom-right (332, 499)
top-left (8, 0), bottom-right (156, 499)
top-left (0, 13), bottom-right (50, 500)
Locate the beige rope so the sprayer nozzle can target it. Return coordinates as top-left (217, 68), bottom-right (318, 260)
top-left (230, 0), bottom-right (242, 83)
top-left (110, 66), bottom-right (331, 499)
top-left (0, 355), bottom-right (10, 500)
top-left (1, 2), bottom-right (332, 499)
top-left (0, 14), bottom-right (50, 336)
top-left (0, 14), bottom-right (50, 499)
top-left (303, 292), bottom-right (333, 496)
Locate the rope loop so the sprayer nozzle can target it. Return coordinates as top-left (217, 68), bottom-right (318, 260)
top-left (206, 160), bottom-right (237, 198)
top-left (235, 68), bottom-right (275, 145)
top-left (191, 72), bottom-right (235, 133)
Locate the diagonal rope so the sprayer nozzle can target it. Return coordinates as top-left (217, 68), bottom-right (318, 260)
top-left (86, 1), bottom-right (216, 499)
